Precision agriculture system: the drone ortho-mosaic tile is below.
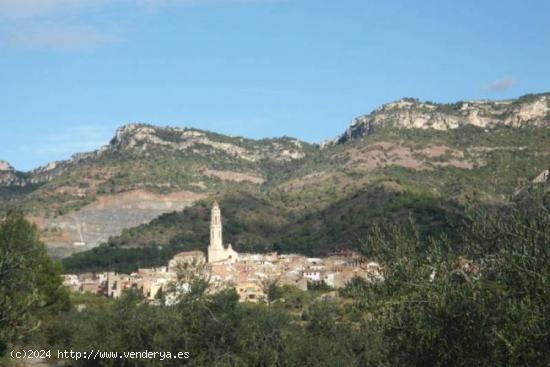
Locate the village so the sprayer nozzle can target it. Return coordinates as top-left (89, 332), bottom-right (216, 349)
top-left (63, 202), bottom-right (383, 303)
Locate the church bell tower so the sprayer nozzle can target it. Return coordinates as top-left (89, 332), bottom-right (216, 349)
top-left (207, 201), bottom-right (238, 263)
top-left (210, 201), bottom-right (223, 249)
top-left (208, 201), bottom-right (224, 262)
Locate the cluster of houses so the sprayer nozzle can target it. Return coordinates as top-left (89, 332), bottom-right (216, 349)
top-left (63, 202), bottom-right (383, 303)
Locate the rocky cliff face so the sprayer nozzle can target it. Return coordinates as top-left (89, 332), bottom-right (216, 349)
top-left (0, 160), bottom-right (25, 186)
top-left (328, 93), bottom-right (550, 145)
top-left (109, 124), bottom-right (307, 162)
top-left (0, 158), bottom-right (82, 187)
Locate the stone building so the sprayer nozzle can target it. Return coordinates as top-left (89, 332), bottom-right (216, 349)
top-left (207, 201), bottom-right (239, 263)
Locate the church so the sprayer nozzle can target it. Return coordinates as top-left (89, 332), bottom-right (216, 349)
top-left (207, 201), bottom-right (239, 263)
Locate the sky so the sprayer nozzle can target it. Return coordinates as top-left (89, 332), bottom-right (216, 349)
top-left (1, 0), bottom-right (549, 171)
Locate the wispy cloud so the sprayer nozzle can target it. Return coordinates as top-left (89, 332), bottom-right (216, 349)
top-left (4, 24), bottom-right (120, 50)
top-left (0, 0), bottom-right (273, 50)
top-left (0, 0), bottom-right (83, 19)
top-left (0, 0), bottom-right (271, 19)
top-left (480, 77), bottom-right (518, 92)
top-left (0, 0), bottom-right (118, 50)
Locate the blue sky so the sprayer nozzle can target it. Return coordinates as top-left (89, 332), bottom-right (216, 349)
top-left (1, 0), bottom-right (549, 171)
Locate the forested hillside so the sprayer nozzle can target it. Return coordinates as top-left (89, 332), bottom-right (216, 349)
top-left (4, 193), bottom-right (549, 366)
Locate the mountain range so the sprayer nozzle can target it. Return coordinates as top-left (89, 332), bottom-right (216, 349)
top-left (1, 93), bottom-right (549, 266)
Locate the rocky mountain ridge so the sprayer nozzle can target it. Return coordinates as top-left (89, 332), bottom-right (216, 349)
top-left (110, 124), bottom-right (307, 162)
top-left (328, 93), bottom-right (550, 146)
top-left (0, 154), bottom-right (98, 188)
top-left (3, 93), bottom-right (549, 186)
top-left (0, 124), bottom-right (311, 189)
top-left (1, 93), bottom-right (549, 257)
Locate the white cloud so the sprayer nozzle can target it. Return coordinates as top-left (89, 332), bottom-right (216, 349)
top-left (480, 77), bottom-right (518, 92)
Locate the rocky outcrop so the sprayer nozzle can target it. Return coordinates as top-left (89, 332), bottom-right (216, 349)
top-left (0, 171), bottom-right (26, 186)
top-left (29, 161), bottom-right (69, 184)
top-left (0, 160), bottom-right (26, 186)
top-left (0, 160), bottom-right (70, 187)
top-left (109, 124), bottom-right (307, 162)
top-left (329, 94), bottom-right (550, 145)
top-left (533, 169), bottom-right (550, 183)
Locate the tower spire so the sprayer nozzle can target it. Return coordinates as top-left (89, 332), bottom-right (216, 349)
top-left (207, 201), bottom-right (238, 263)
top-left (209, 201), bottom-right (223, 254)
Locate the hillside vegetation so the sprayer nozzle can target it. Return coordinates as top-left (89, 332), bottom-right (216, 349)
top-left (0, 93), bottom-right (549, 263)
top-left (4, 196), bottom-right (550, 366)
top-left (63, 185), bottom-right (466, 273)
